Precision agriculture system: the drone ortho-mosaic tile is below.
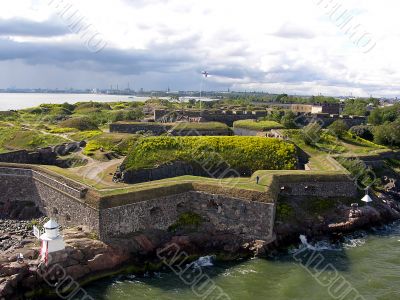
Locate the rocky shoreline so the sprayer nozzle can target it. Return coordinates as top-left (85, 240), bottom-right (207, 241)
top-left (1, 191), bottom-right (400, 299)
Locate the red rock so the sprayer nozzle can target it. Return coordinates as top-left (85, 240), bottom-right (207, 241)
top-left (170, 236), bottom-right (191, 247)
top-left (0, 262), bottom-right (28, 276)
top-left (0, 279), bottom-right (14, 297)
top-left (133, 234), bottom-right (155, 252)
top-left (87, 252), bottom-right (127, 272)
top-left (65, 265), bottom-right (91, 280)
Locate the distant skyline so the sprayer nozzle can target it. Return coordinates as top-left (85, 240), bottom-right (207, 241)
top-left (0, 1), bottom-right (399, 97)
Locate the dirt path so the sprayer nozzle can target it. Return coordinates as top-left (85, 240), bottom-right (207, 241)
top-left (70, 156), bottom-right (124, 186)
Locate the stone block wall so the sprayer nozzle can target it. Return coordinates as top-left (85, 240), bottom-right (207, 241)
top-left (0, 167), bottom-right (99, 233)
top-left (110, 122), bottom-right (232, 136)
top-left (0, 142), bottom-right (85, 166)
top-left (279, 180), bottom-right (357, 198)
top-left (0, 166), bottom-right (358, 246)
top-left (110, 123), bottom-right (170, 135)
top-left (0, 168), bottom-right (37, 203)
top-left (99, 191), bottom-right (275, 242)
top-left (233, 128), bottom-right (260, 136)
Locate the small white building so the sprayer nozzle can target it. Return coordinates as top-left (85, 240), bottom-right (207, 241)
top-left (40, 220), bottom-right (65, 261)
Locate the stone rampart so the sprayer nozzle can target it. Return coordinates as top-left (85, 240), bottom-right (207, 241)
top-left (0, 142), bottom-right (85, 166)
top-left (0, 167), bottom-right (99, 232)
top-left (110, 123), bottom-right (170, 135)
top-left (277, 176), bottom-right (357, 198)
top-left (110, 122), bottom-right (232, 136)
top-left (99, 191), bottom-right (275, 242)
top-left (0, 165), bottom-right (358, 247)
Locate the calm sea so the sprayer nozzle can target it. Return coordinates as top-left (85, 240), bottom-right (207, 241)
top-left (83, 222), bottom-right (400, 300)
top-left (0, 93), bottom-right (150, 110)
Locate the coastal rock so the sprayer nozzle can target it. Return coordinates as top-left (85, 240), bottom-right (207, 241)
top-left (0, 262), bottom-right (29, 276)
top-left (87, 252), bottom-right (128, 272)
top-left (65, 265), bottom-right (91, 280)
top-left (133, 234), bottom-right (156, 252)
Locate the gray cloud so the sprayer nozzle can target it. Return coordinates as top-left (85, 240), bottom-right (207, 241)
top-left (0, 31), bottom-right (388, 96)
top-left (0, 38), bottom-right (198, 75)
top-left (0, 18), bottom-right (70, 37)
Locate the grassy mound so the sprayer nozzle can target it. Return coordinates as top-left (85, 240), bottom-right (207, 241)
top-left (59, 117), bottom-right (99, 131)
top-left (0, 126), bottom-right (68, 152)
top-left (233, 120), bottom-right (284, 131)
top-left (83, 133), bottom-right (141, 156)
top-left (171, 122), bottom-right (229, 131)
top-left (122, 136), bottom-right (297, 173)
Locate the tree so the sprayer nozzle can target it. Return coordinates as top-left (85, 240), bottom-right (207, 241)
top-left (302, 122), bottom-right (323, 145)
top-left (328, 120), bottom-right (349, 138)
top-left (281, 111), bottom-right (297, 129)
top-left (342, 99), bottom-right (368, 116)
top-left (349, 125), bottom-right (374, 141)
top-left (265, 110), bottom-right (284, 122)
top-left (368, 109), bottom-right (383, 125)
top-left (275, 94), bottom-right (288, 103)
top-left (372, 121), bottom-right (400, 146)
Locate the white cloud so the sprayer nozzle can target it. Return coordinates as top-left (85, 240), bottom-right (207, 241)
top-left (0, 0), bottom-right (399, 97)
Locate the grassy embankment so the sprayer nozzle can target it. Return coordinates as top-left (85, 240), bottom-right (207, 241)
top-left (121, 136), bottom-right (297, 172)
top-left (233, 120), bottom-right (284, 131)
top-left (113, 121), bottom-right (229, 131)
top-left (0, 124), bottom-right (68, 153)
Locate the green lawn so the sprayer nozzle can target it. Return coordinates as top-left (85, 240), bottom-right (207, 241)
top-left (233, 120), bottom-right (284, 131)
top-left (0, 126), bottom-right (68, 152)
top-left (122, 136), bottom-right (298, 172)
top-left (170, 122), bottom-right (229, 131)
top-left (284, 129), bottom-right (387, 157)
top-left (83, 133), bottom-right (141, 156)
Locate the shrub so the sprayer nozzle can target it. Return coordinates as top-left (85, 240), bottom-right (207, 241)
top-left (168, 212), bottom-right (203, 232)
top-left (328, 120), bottom-right (349, 138)
top-left (302, 122), bottom-right (322, 145)
top-left (83, 133), bottom-right (140, 155)
top-left (59, 117), bottom-right (99, 131)
top-left (349, 125), bottom-right (374, 141)
top-left (122, 136), bottom-right (297, 174)
top-left (49, 127), bottom-right (77, 134)
top-left (110, 109), bottom-right (144, 122)
top-left (337, 157), bottom-right (377, 189)
top-left (75, 102), bottom-right (112, 111)
top-left (280, 111), bottom-right (297, 129)
top-left (372, 121), bottom-right (400, 146)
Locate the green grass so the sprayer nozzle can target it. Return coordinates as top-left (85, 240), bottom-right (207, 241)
top-left (113, 121), bottom-right (164, 126)
top-left (0, 126), bottom-right (68, 152)
top-left (83, 133), bottom-right (141, 156)
top-left (69, 130), bottom-right (103, 141)
top-left (171, 122), bottom-right (229, 131)
top-left (233, 120), bottom-right (284, 131)
top-left (284, 129), bottom-right (386, 157)
top-left (59, 117), bottom-right (99, 131)
top-left (122, 136), bottom-right (297, 172)
top-left (49, 127), bottom-right (77, 134)
top-left (168, 212), bottom-right (203, 232)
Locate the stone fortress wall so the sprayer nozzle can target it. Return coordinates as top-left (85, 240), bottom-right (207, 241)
top-left (109, 109), bottom-right (366, 135)
top-left (0, 167), bottom-right (99, 232)
top-left (0, 166), bottom-right (358, 246)
top-left (152, 109), bottom-right (366, 128)
top-left (109, 122), bottom-right (232, 136)
top-left (99, 191), bottom-right (275, 242)
top-left (0, 141), bottom-right (86, 166)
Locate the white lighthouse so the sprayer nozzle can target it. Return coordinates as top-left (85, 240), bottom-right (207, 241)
top-left (39, 219), bottom-right (65, 263)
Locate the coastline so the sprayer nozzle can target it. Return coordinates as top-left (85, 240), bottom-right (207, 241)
top-left (1, 191), bottom-right (399, 299)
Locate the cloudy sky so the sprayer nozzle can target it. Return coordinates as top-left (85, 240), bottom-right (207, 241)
top-left (0, 0), bottom-right (399, 97)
